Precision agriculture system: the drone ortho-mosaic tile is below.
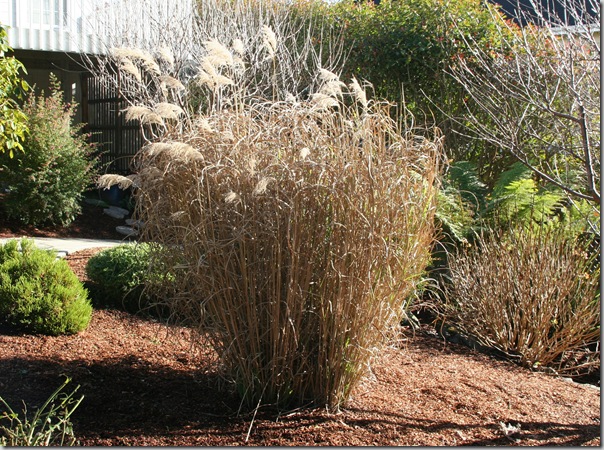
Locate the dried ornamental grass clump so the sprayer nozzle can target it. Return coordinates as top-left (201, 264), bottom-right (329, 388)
top-left (130, 84), bottom-right (441, 409)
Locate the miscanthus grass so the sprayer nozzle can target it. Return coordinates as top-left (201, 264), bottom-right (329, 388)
top-left (97, 14), bottom-right (441, 410)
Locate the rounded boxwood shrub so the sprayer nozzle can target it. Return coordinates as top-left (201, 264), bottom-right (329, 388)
top-left (0, 239), bottom-right (92, 335)
top-left (85, 243), bottom-right (160, 315)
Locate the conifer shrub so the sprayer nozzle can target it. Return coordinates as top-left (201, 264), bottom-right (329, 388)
top-left (0, 74), bottom-right (97, 227)
top-left (0, 239), bottom-right (92, 336)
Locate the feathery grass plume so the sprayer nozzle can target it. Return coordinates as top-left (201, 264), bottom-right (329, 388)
top-left (252, 177), bottom-right (273, 196)
top-left (156, 46), bottom-right (175, 69)
top-left (119, 58), bottom-right (142, 82)
top-left (224, 191), bottom-right (240, 204)
top-left (123, 105), bottom-right (163, 125)
top-left (349, 77), bottom-right (368, 108)
top-left (318, 68), bottom-right (339, 83)
top-left (158, 75), bottom-right (185, 92)
top-left (320, 79), bottom-right (346, 98)
top-left (111, 47), bottom-right (160, 76)
top-left (196, 60), bottom-right (234, 89)
top-left (310, 92), bottom-right (339, 109)
top-left (129, 48), bottom-right (159, 74)
top-left (164, 142), bottom-right (204, 163)
top-left (110, 47), bottom-right (141, 60)
top-left (195, 69), bottom-right (213, 88)
top-left (97, 174), bottom-right (133, 190)
top-left (232, 38), bottom-right (245, 56)
top-left (317, 68), bottom-right (345, 98)
top-left (195, 117), bottom-right (214, 134)
top-left (299, 147), bottom-right (310, 160)
top-left (143, 142), bottom-right (174, 158)
top-left (204, 39), bottom-right (234, 67)
top-left (154, 102), bottom-right (185, 120)
top-left (261, 25), bottom-right (277, 58)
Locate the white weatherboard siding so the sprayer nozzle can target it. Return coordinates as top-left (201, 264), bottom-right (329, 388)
top-left (2, 0), bottom-right (102, 53)
top-left (1, 0), bottom-right (194, 55)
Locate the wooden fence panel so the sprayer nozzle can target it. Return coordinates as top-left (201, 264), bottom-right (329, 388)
top-left (82, 72), bottom-right (144, 175)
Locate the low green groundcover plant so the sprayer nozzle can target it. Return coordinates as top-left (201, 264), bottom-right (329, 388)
top-left (0, 239), bottom-right (92, 335)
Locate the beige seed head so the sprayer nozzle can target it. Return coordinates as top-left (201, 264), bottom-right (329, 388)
top-left (253, 177), bottom-right (273, 196)
top-left (232, 38), bottom-right (245, 56)
top-left (97, 174), bottom-right (133, 190)
top-left (310, 93), bottom-right (338, 109)
top-left (320, 79), bottom-right (346, 98)
top-left (318, 68), bottom-right (339, 83)
top-left (119, 58), bottom-right (142, 82)
top-left (261, 25), bottom-right (277, 58)
top-left (204, 39), bottom-right (234, 67)
top-left (224, 191), bottom-right (240, 204)
top-left (167, 142), bottom-right (204, 163)
top-left (124, 106), bottom-right (163, 125)
top-left (196, 118), bottom-right (214, 133)
top-left (349, 77), bottom-right (368, 108)
top-left (159, 75), bottom-right (185, 91)
top-left (157, 46), bottom-right (175, 68)
top-left (144, 142), bottom-right (174, 157)
top-left (299, 147), bottom-right (311, 160)
top-left (154, 102), bottom-right (184, 120)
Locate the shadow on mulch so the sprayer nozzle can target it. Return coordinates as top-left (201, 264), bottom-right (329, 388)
top-left (0, 353), bottom-right (598, 447)
top-left (0, 355), bottom-right (240, 437)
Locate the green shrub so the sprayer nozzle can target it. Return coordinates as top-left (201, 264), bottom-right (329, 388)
top-left (0, 377), bottom-right (83, 446)
top-left (443, 224), bottom-right (600, 376)
top-left (0, 239), bottom-right (92, 336)
top-left (86, 243), bottom-right (162, 315)
top-left (323, 0), bottom-right (513, 176)
top-left (0, 74), bottom-right (97, 226)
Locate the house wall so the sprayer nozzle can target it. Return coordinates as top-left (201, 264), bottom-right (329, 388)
top-left (1, 0), bottom-right (105, 54)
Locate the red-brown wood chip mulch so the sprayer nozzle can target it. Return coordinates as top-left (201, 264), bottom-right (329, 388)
top-left (0, 205), bottom-right (600, 446)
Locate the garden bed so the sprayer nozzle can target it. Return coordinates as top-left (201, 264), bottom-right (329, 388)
top-left (0, 206), bottom-right (600, 446)
top-left (0, 300), bottom-right (599, 446)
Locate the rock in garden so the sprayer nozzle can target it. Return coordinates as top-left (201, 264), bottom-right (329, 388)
top-left (103, 206), bottom-right (130, 220)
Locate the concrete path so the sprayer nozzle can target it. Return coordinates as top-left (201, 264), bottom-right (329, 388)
top-left (0, 236), bottom-right (125, 258)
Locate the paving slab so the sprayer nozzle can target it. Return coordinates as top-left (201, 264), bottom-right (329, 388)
top-left (0, 236), bottom-right (125, 258)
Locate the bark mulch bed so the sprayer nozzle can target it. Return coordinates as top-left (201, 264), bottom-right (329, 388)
top-left (0, 203), bottom-right (600, 446)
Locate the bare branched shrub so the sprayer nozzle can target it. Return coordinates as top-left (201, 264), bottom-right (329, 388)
top-left (443, 224), bottom-right (600, 377)
top-left (448, 0), bottom-right (600, 221)
top-left (131, 88), bottom-right (441, 409)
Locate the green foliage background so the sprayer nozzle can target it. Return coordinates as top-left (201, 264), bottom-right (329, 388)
top-left (321, 0), bottom-right (515, 177)
top-left (0, 26), bottom-right (29, 157)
